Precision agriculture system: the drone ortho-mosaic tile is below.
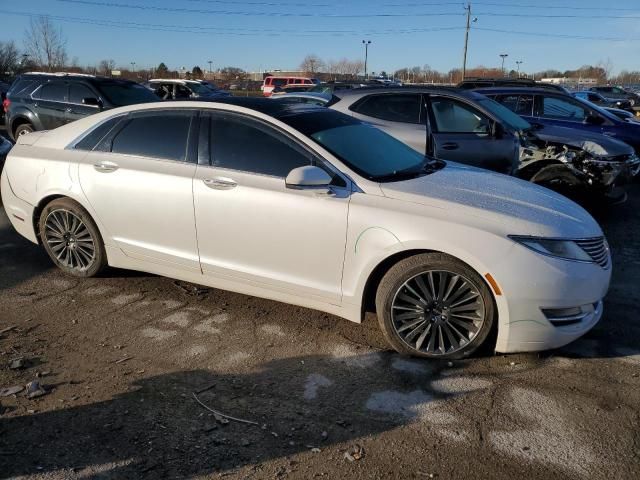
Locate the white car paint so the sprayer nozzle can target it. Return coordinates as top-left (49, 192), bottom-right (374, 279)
top-left (0, 101), bottom-right (611, 354)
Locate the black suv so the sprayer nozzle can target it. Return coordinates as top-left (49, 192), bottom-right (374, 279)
top-left (4, 73), bottom-right (159, 140)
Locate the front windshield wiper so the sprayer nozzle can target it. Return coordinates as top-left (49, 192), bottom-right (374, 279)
top-left (373, 157), bottom-right (445, 182)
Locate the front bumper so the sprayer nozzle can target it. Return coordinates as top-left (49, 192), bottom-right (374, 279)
top-left (493, 242), bottom-right (611, 353)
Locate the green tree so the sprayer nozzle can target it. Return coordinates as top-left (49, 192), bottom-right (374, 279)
top-left (156, 62), bottom-right (169, 77)
top-left (192, 65), bottom-right (203, 79)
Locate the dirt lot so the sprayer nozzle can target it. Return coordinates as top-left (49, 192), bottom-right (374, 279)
top-left (0, 183), bottom-right (639, 480)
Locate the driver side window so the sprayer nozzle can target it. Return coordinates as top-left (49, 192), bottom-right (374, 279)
top-left (430, 98), bottom-right (490, 134)
top-left (541, 96), bottom-right (587, 121)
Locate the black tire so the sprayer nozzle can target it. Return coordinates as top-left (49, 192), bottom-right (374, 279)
top-left (14, 123), bottom-right (34, 139)
top-left (375, 253), bottom-right (496, 359)
top-left (38, 198), bottom-right (107, 277)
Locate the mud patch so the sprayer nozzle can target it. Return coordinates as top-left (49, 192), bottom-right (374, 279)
top-left (140, 327), bottom-right (178, 341)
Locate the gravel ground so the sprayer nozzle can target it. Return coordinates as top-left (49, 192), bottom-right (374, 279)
top-left (0, 183), bottom-right (639, 480)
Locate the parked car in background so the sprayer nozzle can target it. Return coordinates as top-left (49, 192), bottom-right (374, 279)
top-left (269, 92), bottom-right (334, 106)
top-left (270, 85), bottom-right (314, 95)
top-left (1, 98), bottom-right (612, 358)
top-left (458, 77), bottom-right (570, 94)
top-left (477, 87), bottom-right (640, 157)
top-left (308, 81), bottom-right (370, 94)
top-left (573, 91), bottom-right (632, 111)
top-left (145, 79), bottom-right (230, 101)
top-left (4, 73), bottom-right (159, 140)
top-left (329, 87), bottom-right (638, 200)
top-left (589, 86), bottom-right (640, 107)
top-left (604, 107), bottom-right (639, 122)
top-left (260, 76), bottom-right (319, 96)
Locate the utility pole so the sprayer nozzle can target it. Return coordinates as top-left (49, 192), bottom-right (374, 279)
top-left (462, 2), bottom-right (471, 80)
top-left (362, 40), bottom-right (371, 80)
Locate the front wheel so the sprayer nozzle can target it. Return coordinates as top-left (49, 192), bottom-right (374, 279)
top-left (375, 253), bottom-right (496, 359)
top-left (38, 198), bottom-right (107, 277)
top-left (14, 123), bottom-right (34, 138)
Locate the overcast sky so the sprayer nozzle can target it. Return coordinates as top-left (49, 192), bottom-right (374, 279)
top-left (1, 0), bottom-right (639, 74)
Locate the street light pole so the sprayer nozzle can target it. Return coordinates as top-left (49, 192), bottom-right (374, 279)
top-left (515, 60), bottom-right (523, 76)
top-left (362, 40), bottom-right (371, 80)
top-left (130, 61), bottom-right (136, 73)
top-left (499, 54), bottom-right (508, 76)
top-left (208, 60), bottom-right (213, 74)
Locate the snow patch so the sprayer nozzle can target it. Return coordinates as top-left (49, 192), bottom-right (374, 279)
top-left (141, 327), bottom-right (177, 341)
top-left (303, 373), bottom-right (333, 400)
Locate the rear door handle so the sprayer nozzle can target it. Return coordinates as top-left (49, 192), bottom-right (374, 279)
top-left (93, 161), bottom-right (119, 173)
top-left (203, 177), bottom-right (237, 190)
top-left (441, 142), bottom-right (459, 150)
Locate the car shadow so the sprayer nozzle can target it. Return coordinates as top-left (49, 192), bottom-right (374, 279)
top-left (0, 353), bottom-right (561, 479)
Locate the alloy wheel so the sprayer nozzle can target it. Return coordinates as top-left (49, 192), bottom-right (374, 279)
top-left (390, 270), bottom-right (485, 356)
top-left (43, 209), bottom-right (96, 271)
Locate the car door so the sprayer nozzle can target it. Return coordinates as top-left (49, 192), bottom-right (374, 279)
top-left (348, 93), bottom-right (426, 153)
top-left (192, 111), bottom-right (351, 302)
top-left (32, 81), bottom-right (69, 130)
top-left (77, 109), bottom-right (200, 270)
top-left (427, 95), bottom-right (517, 174)
top-left (67, 83), bottom-right (102, 124)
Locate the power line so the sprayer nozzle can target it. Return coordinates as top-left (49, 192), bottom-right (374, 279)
top-left (475, 11), bottom-right (640, 19)
top-left (387, 1), bottom-right (639, 11)
top-left (55, 0), bottom-right (464, 17)
top-left (472, 26), bottom-right (640, 42)
top-left (0, 10), bottom-right (464, 36)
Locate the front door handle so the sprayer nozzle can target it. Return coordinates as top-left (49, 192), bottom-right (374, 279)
top-left (93, 161), bottom-right (119, 173)
top-left (203, 177), bottom-right (237, 190)
top-left (441, 142), bottom-right (459, 150)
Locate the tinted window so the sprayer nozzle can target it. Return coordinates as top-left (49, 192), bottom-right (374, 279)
top-left (96, 81), bottom-right (159, 106)
top-left (111, 112), bottom-right (192, 161)
top-left (69, 84), bottom-right (97, 104)
top-left (209, 113), bottom-right (310, 177)
top-left (74, 116), bottom-right (123, 151)
top-left (587, 94), bottom-right (601, 102)
top-left (353, 94), bottom-right (421, 124)
top-left (431, 98), bottom-right (490, 133)
top-left (494, 94), bottom-right (533, 116)
top-left (35, 82), bottom-right (67, 102)
top-left (541, 96), bottom-right (587, 121)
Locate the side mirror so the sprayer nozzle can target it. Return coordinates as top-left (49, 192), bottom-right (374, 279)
top-left (82, 97), bottom-right (103, 110)
top-left (285, 166), bottom-right (332, 189)
top-left (585, 113), bottom-right (604, 125)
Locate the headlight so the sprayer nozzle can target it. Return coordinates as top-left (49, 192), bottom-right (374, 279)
top-left (509, 236), bottom-right (593, 262)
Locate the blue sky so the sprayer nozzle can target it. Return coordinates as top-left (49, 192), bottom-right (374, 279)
top-left (1, 0), bottom-right (639, 74)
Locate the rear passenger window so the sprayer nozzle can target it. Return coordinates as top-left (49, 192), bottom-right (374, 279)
top-left (352, 94), bottom-right (421, 124)
top-left (74, 116), bottom-right (123, 151)
top-left (35, 82), bottom-right (68, 102)
top-left (208, 113), bottom-right (310, 177)
top-left (110, 112), bottom-right (192, 161)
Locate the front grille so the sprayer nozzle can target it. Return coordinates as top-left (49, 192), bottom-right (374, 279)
top-left (575, 237), bottom-right (609, 268)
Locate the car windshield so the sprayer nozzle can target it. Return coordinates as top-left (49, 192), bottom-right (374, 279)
top-left (187, 83), bottom-right (213, 94)
top-left (476, 97), bottom-right (531, 131)
top-left (309, 85), bottom-right (332, 94)
top-left (312, 124), bottom-right (435, 181)
top-left (97, 82), bottom-right (159, 106)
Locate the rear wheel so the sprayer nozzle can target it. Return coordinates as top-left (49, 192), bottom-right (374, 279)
top-left (38, 198), bottom-right (107, 277)
top-left (14, 123), bottom-right (34, 138)
top-left (375, 253), bottom-right (495, 359)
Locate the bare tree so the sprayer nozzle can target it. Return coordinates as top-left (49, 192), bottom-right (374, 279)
top-left (597, 58), bottom-right (614, 82)
top-left (24, 17), bottom-right (68, 71)
top-left (0, 41), bottom-right (20, 75)
top-left (98, 59), bottom-right (116, 76)
top-left (300, 54), bottom-right (325, 75)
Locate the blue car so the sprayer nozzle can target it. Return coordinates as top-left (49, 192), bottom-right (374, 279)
top-left (475, 87), bottom-right (640, 155)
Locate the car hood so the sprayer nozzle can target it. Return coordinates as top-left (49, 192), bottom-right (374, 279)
top-left (534, 125), bottom-right (633, 157)
top-left (379, 162), bottom-right (602, 238)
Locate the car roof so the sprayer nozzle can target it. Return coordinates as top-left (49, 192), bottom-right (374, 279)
top-left (473, 86), bottom-right (569, 95)
top-left (333, 86), bottom-right (486, 100)
top-left (148, 79), bottom-right (200, 84)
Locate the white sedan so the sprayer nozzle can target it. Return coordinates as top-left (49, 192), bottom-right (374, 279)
top-left (0, 99), bottom-right (611, 359)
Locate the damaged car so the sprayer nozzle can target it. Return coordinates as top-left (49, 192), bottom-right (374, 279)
top-left (328, 87), bottom-right (638, 201)
top-left (518, 124), bottom-right (639, 203)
